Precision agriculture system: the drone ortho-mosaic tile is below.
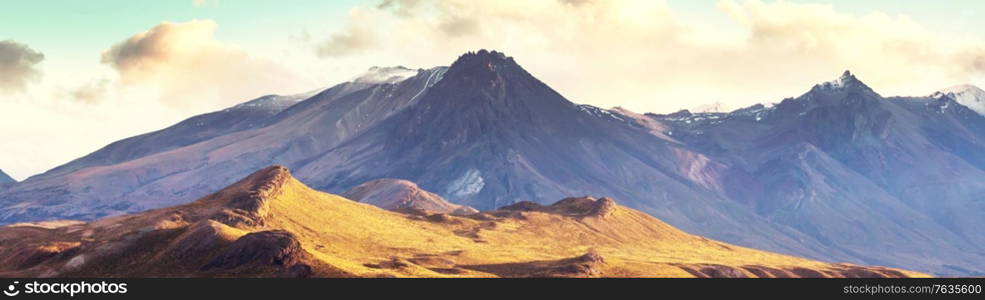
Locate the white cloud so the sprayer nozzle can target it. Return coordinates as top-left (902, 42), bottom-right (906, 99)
top-left (0, 20), bottom-right (314, 179)
top-left (312, 0), bottom-right (985, 113)
top-left (7, 1), bottom-right (985, 179)
top-left (0, 40), bottom-right (45, 94)
top-left (102, 20), bottom-right (308, 111)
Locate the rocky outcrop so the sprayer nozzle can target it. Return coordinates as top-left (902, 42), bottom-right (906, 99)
top-left (202, 230), bottom-right (305, 271)
top-left (208, 166), bottom-right (293, 228)
top-left (463, 251), bottom-right (607, 278)
top-left (497, 196), bottom-right (616, 218)
top-left (586, 197), bottom-right (616, 218)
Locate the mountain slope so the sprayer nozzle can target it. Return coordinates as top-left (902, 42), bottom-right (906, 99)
top-left (31, 92), bottom-right (313, 181)
top-left (0, 169), bottom-right (15, 184)
top-left (343, 179), bottom-right (478, 215)
top-left (648, 71), bottom-right (985, 275)
top-left (934, 84), bottom-right (985, 116)
top-left (290, 50), bottom-right (841, 262)
top-left (3, 51), bottom-right (985, 276)
top-left (0, 166), bottom-right (924, 278)
top-left (0, 51), bottom-right (837, 269)
top-left (0, 66), bottom-right (447, 222)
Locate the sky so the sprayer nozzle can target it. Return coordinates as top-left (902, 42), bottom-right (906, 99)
top-left (2, 0), bottom-right (985, 180)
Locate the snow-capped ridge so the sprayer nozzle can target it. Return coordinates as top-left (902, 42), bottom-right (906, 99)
top-left (692, 101), bottom-right (732, 113)
top-left (352, 66), bottom-right (420, 84)
top-left (576, 104), bottom-right (626, 121)
top-left (228, 93), bottom-right (308, 112)
top-left (933, 84), bottom-right (985, 116)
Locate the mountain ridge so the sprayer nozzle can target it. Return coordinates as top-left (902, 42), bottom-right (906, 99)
top-left (0, 166), bottom-right (924, 278)
top-left (2, 51), bottom-right (985, 276)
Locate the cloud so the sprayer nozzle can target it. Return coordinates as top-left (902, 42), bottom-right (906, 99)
top-left (0, 40), bottom-right (45, 94)
top-left (102, 20), bottom-right (305, 111)
top-left (315, 9), bottom-right (382, 58)
top-left (312, 0), bottom-right (985, 113)
top-left (66, 79), bottom-right (111, 104)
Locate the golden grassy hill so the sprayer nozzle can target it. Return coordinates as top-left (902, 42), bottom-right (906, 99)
top-left (0, 166), bottom-right (927, 278)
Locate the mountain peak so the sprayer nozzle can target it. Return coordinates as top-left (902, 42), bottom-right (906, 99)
top-left (939, 84), bottom-right (984, 95)
top-left (409, 48), bottom-right (568, 110)
top-left (806, 70), bottom-right (875, 95)
top-left (446, 49), bottom-right (520, 76)
top-left (827, 70), bottom-right (860, 88)
top-left (934, 84), bottom-right (985, 116)
top-left (342, 178), bottom-right (478, 215)
top-left (452, 49), bottom-right (512, 66)
top-left (0, 169), bottom-right (15, 184)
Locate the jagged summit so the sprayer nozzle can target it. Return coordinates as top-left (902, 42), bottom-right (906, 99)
top-left (767, 70), bottom-right (882, 118)
top-left (441, 49), bottom-right (525, 85)
top-left (451, 49), bottom-right (513, 67)
top-left (810, 70), bottom-right (873, 94)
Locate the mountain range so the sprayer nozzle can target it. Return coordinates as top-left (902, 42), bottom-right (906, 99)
top-left (0, 166), bottom-right (923, 278)
top-left (2, 50), bottom-right (985, 276)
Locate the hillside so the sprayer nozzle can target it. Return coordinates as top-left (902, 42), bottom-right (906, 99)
top-left (3, 51), bottom-right (984, 275)
top-left (342, 179), bottom-right (478, 215)
top-left (0, 166), bottom-right (923, 278)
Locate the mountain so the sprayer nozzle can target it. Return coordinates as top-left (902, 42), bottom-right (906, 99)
top-left (0, 51), bottom-right (830, 269)
top-left (2, 51), bottom-right (985, 276)
top-left (647, 70), bottom-right (985, 275)
top-left (0, 65), bottom-right (448, 221)
top-left (31, 92), bottom-right (316, 180)
top-left (343, 179), bottom-right (478, 215)
top-left (0, 166), bottom-right (923, 278)
top-left (288, 50), bottom-right (838, 262)
top-left (934, 84), bottom-right (985, 116)
top-left (0, 169), bottom-right (15, 184)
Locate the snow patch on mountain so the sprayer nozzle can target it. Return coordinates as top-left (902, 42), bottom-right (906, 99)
top-left (821, 70), bottom-right (854, 89)
top-left (577, 104), bottom-right (625, 121)
top-left (934, 84), bottom-right (985, 116)
top-left (409, 67), bottom-right (448, 103)
top-left (445, 169), bottom-right (485, 199)
top-left (353, 66), bottom-right (420, 84)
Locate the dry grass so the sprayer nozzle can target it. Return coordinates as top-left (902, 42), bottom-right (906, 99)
top-left (0, 166), bottom-right (928, 278)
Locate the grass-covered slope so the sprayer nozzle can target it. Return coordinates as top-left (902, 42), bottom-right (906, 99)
top-left (0, 166), bottom-right (925, 278)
